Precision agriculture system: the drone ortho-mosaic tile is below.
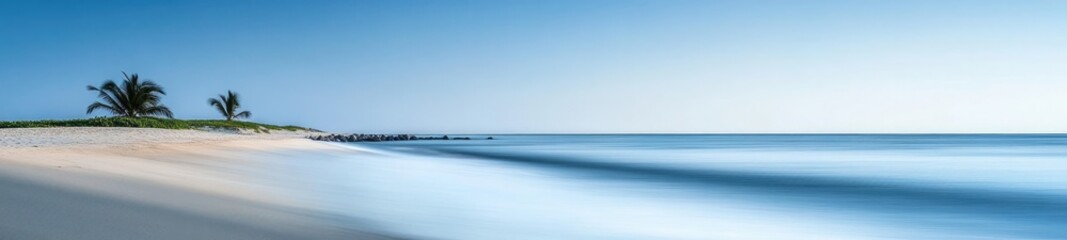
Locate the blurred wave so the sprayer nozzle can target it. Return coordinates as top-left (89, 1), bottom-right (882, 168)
top-left (278, 135), bottom-right (1067, 239)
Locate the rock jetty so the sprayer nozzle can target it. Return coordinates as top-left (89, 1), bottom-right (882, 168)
top-left (308, 134), bottom-right (490, 142)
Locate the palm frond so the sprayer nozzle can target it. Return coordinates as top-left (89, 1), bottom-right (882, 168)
top-left (86, 72), bottom-right (172, 118)
top-left (208, 97), bottom-right (228, 119)
top-left (208, 90), bottom-right (250, 121)
top-left (143, 105), bottom-right (174, 118)
top-left (86, 102), bottom-right (119, 115)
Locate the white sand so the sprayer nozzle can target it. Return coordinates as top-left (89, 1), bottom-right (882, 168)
top-left (0, 127), bottom-right (316, 148)
top-left (0, 127), bottom-right (389, 240)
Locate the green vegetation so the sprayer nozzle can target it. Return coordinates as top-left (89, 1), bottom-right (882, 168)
top-left (0, 117), bottom-right (313, 133)
top-left (208, 90), bottom-right (252, 121)
top-left (87, 72), bottom-right (174, 118)
top-left (0, 72), bottom-right (315, 133)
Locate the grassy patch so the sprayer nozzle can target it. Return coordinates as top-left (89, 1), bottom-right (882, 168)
top-left (0, 117), bottom-right (314, 133)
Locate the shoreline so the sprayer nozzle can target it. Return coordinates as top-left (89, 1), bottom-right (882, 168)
top-left (0, 127), bottom-right (391, 240)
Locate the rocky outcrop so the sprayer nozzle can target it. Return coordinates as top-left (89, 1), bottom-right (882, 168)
top-left (308, 134), bottom-right (491, 142)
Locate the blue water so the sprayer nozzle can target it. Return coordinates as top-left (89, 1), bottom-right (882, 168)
top-left (283, 135), bottom-right (1067, 239)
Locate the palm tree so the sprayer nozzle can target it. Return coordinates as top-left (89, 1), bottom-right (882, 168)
top-left (208, 90), bottom-right (251, 121)
top-left (86, 72), bottom-right (174, 118)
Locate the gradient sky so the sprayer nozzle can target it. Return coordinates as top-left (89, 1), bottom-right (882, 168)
top-left (2, 0), bottom-right (1067, 133)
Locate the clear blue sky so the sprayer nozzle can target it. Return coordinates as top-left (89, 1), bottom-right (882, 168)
top-left (2, 0), bottom-right (1067, 133)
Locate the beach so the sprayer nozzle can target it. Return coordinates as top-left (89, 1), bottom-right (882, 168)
top-left (5, 130), bottom-right (1067, 239)
top-left (0, 127), bottom-right (388, 240)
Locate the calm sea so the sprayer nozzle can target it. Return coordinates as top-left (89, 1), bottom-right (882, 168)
top-left (275, 134), bottom-right (1067, 239)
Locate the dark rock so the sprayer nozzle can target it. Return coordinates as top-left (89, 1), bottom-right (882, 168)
top-left (309, 133), bottom-right (431, 143)
top-left (308, 134), bottom-right (488, 143)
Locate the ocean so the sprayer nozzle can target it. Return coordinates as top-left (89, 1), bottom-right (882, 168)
top-left (276, 134), bottom-right (1067, 239)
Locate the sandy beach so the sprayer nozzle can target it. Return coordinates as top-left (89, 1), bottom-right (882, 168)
top-left (0, 127), bottom-right (389, 240)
